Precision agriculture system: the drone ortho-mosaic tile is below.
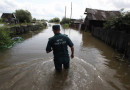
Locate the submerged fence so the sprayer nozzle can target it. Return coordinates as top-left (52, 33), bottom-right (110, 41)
top-left (91, 28), bottom-right (130, 60)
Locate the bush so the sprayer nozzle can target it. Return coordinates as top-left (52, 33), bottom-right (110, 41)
top-left (0, 18), bottom-right (4, 24)
top-left (60, 17), bottom-right (70, 24)
top-left (15, 9), bottom-right (32, 23)
top-left (0, 27), bottom-right (12, 46)
top-left (62, 24), bottom-right (70, 28)
top-left (49, 17), bottom-right (60, 23)
top-left (0, 18), bottom-right (2, 23)
top-left (104, 11), bottom-right (130, 30)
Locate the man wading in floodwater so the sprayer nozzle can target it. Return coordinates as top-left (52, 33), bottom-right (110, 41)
top-left (46, 25), bottom-right (74, 72)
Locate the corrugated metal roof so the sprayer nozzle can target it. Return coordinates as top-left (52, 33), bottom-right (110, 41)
top-left (84, 8), bottom-right (120, 21)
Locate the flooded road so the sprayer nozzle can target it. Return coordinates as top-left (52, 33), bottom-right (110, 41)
top-left (0, 23), bottom-right (130, 90)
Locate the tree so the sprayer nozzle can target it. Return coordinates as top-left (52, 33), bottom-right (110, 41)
top-left (32, 18), bottom-right (36, 21)
top-left (49, 17), bottom-right (60, 23)
top-left (103, 11), bottom-right (130, 31)
top-left (15, 9), bottom-right (32, 23)
top-left (60, 17), bottom-right (70, 24)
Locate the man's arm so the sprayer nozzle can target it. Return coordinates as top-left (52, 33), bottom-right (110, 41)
top-left (70, 46), bottom-right (74, 59)
top-left (46, 50), bottom-right (52, 53)
top-left (46, 39), bottom-right (52, 53)
top-left (66, 36), bottom-right (74, 59)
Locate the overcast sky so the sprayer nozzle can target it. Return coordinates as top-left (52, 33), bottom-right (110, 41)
top-left (0, 0), bottom-right (130, 20)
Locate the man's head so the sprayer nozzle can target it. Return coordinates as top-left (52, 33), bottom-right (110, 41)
top-left (52, 25), bottom-right (60, 34)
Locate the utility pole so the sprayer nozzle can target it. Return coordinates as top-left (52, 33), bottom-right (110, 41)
top-left (65, 6), bottom-right (66, 19)
top-left (70, 2), bottom-right (72, 19)
top-left (69, 2), bottom-right (72, 37)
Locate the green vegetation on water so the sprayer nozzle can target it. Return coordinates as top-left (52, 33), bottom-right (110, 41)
top-left (0, 26), bottom-right (23, 49)
top-left (62, 24), bottom-right (70, 28)
top-left (60, 17), bottom-right (71, 28)
top-left (0, 9), bottom-right (47, 49)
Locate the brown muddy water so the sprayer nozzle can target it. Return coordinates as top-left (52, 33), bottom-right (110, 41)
top-left (0, 23), bottom-right (130, 90)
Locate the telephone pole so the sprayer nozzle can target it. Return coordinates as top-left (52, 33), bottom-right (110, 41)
top-left (70, 2), bottom-right (72, 19)
top-left (65, 6), bottom-right (66, 19)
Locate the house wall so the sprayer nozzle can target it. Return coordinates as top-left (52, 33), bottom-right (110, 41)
top-left (84, 19), bottom-right (105, 31)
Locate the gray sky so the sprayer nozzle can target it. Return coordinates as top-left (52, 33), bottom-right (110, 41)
top-left (0, 0), bottom-right (130, 20)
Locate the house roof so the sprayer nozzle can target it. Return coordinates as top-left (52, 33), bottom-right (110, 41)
top-left (84, 8), bottom-right (120, 21)
top-left (1, 13), bottom-right (16, 19)
top-left (71, 19), bottom-right (83, 24)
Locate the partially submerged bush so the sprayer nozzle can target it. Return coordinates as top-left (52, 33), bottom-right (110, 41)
top-left (60, 17), bottom-right (70, 24)
top-left (0, 27), bottom-right (12, 46)
top-left (62, 24), bottom-right (70, 29)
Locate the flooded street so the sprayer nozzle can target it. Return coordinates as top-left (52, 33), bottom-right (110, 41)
top-left (0, 23), bottom-right (130, 90)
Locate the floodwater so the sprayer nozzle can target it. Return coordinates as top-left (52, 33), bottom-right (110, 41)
top-left (0, 23), bottom-right (130, 90)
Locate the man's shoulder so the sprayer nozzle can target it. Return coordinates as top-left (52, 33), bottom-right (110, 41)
top-left (59, 34), bottom-right (68, 39)
top-left (49, 34), bottom-right (69, 40)
top-left (49, 35), bottom-right (58, 41)
top-left (48, 36), bottom-right (54, 41)
top-left (62, 34), bottom-right (68, 37)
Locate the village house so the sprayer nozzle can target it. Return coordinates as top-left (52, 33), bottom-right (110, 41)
top-left (70, 19), bottom-right (83, 29)
top-left (84, 8), bottom-right (120, 31)
top-left (1, 13), bottom-right (19, 24)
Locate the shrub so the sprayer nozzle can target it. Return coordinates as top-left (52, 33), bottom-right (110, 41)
top-left (104, 11), bottom-right (130, 30)
top-left (49, 17), bottom-right (60, 23)
top-left (60, 17), bottom-right (70, 24)
top-left (0, 27), bottom-right (12, 46)
top-left (62, 24), bottom-right (70, 28)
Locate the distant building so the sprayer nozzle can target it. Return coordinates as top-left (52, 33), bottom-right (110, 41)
top-left (84, 8), bottom-right (120, 31)
top-left (1, 13), bottom-right (19, 24)
top-left (70, 19), bottom-right (83, 29)
top-left (71, 19), bottom-right (83, 24)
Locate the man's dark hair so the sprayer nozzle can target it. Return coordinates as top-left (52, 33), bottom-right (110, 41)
top-left (52, 25), bottom-right (60, 31)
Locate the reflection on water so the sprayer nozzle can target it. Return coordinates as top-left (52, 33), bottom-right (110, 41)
top-left (0, 23), bottom-right (130, 90)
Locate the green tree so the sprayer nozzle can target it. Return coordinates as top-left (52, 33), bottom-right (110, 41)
top-left (60, 17), bottom-right (70, 24)
top-left (32, 18), bottom-right (36, 21)
top-left (15, 9), bottom-right (32, 23)
top-left (49, 17), bottom-right (60, 23)
top-left (104, 11), bottom-right (130, 30)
